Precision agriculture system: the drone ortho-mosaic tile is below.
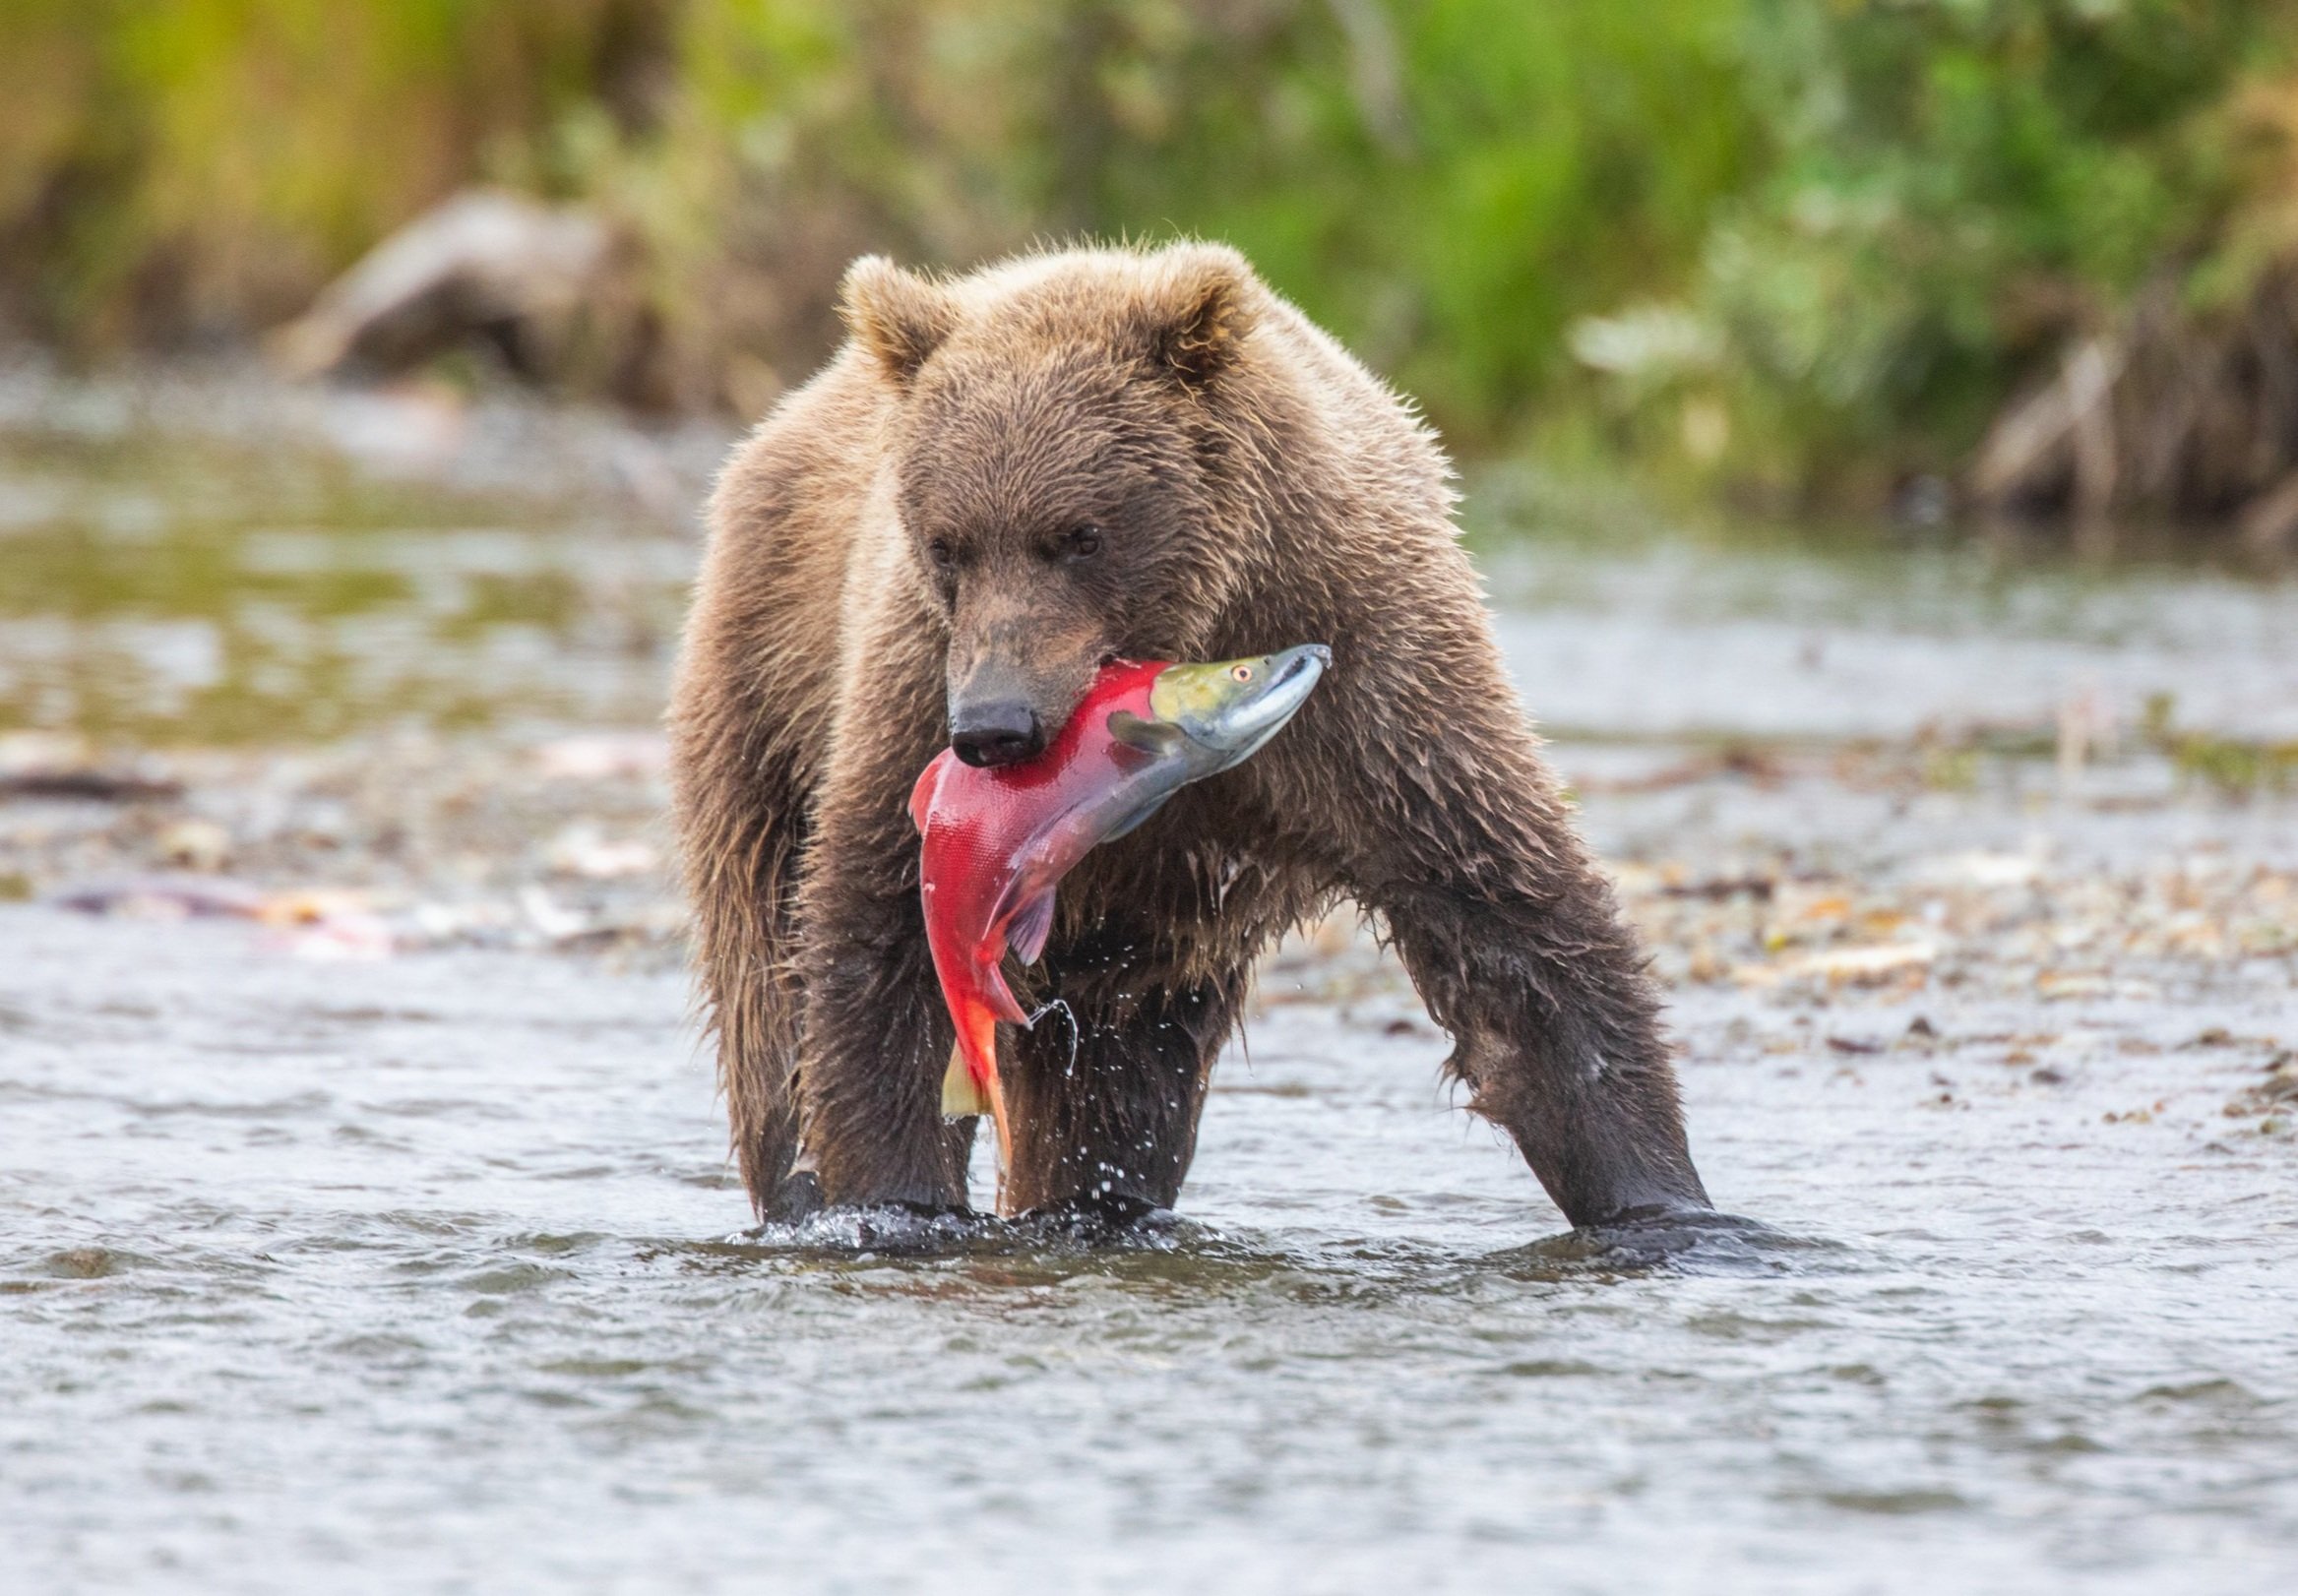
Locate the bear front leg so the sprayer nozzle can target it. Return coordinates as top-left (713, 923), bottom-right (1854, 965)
top-left (1000, 953), bottom-right (1247, 1220)
top-left (668, 712), bottom-right (809, 1215)
top-left (785, 634), bottom-right (977, 1212)
top-left (791, 870), bottom-right (974, 1211)
top-left (1303, 635), bottom-right (1711, 1229)
top-left (1375, 875), bottom-right (1708, 1227)
top-left (668, 592), bottom-right (821, 1218)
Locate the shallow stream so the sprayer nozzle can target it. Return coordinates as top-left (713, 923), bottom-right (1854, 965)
top-left (3, 409), bottom-right (2294, 1592)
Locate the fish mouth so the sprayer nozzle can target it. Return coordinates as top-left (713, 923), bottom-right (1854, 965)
top-left (1158, 643), bottom-right (1330, 767)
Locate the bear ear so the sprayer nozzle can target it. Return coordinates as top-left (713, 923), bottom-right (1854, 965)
top-left (839, 256), bottom-right (959, 386)
top-left (1140, 245), bottom-right (1257, 390)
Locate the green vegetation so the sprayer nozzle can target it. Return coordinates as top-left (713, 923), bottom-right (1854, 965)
top-left (1585, 0), bottom-right (2298, 505)
top-left (7, 2), bottom-right (2298, 505)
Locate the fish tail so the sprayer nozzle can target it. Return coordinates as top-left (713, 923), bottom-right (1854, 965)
top-left (941, 1009), bottom-right (1014, 1177)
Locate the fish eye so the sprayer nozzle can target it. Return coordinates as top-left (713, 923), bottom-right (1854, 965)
top-left (1229, 664), bottom-right (1254, 683)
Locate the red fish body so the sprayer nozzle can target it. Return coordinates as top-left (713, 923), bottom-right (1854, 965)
top-left (908, 660), bottom-right (1166, 1162)
top-left (909, 644), bottom-right (1330, 1195)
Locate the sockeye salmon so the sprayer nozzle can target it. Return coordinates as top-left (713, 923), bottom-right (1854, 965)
top-left (908, 645), bottom-right (1331, 1181)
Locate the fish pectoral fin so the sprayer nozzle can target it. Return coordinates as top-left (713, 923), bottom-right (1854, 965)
top-left (941, 1044), bottom-right (990, 1119)
top-left (1007, 889), bottom-right (1058, 965)
top-left (1107, 709), bottom-right (1185, 758)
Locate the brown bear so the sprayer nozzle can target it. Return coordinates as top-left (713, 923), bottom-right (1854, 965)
top-left (668, 241), bottom-right (1711, 1229)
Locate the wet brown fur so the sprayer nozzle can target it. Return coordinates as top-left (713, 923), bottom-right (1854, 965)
top-left (668, 242), bottom-right (1710, 1227)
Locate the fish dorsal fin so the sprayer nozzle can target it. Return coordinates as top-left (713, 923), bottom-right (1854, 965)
top-left (1007, 888), bottom-right (1057, 965)
top-left (1107, 709), bottom-right (1184, 758)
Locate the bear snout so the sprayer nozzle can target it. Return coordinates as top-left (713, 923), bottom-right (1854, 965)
top-left (949, 698), bottom-right (1045, 767)
top-left (947, 637), bottom-right (1098, 767)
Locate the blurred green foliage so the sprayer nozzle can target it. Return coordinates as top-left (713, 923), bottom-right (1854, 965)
top-left (5, 1), bottom-right (2298, 494)
top-left (1584, 0), bottom-right (2298, 501)
top-left (0, 0), bottom-right (666, 344)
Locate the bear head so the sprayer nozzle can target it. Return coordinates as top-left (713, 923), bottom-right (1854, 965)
top-left (841, 243), bottom-right (1267, 768)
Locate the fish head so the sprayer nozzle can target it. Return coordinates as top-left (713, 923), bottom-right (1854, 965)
top-left (1144, 644), bottom-right (1330, 769)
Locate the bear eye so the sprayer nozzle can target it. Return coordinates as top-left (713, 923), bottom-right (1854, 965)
top-left (926, 537), bottom-right (955, 570)
top-left (1057, 524), bottom-right (1102, 562)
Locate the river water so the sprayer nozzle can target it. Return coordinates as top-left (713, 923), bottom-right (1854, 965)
top-left (3, 407), bottom-right (2295, 1592)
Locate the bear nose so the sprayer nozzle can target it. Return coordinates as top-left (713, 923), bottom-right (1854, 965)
top-left (950, 700), bottom-right (1044, 768)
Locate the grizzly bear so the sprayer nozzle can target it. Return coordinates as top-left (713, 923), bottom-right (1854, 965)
top-left (668, 241), bottom-right (1712, 1228)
